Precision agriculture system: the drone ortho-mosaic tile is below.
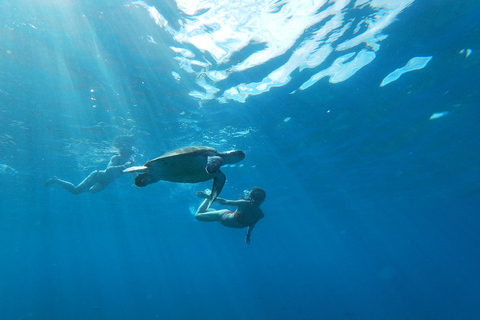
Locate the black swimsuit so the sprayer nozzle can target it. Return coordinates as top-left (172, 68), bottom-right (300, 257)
top-left (223, 210), bottom-right (260, 227)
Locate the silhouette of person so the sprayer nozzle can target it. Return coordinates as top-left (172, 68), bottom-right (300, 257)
top-left (44, 135), bottom-right (135, 194)
top-left (195, 187), bottom-right (266, 244)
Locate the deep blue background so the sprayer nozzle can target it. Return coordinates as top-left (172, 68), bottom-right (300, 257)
top-left (1, 1), bottom-right (479, 319)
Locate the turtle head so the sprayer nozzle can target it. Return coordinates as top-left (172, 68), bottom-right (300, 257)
top-left (222, 150), bottom-right (246, 164)
top-left (134, 173), bottom-right (156, 187)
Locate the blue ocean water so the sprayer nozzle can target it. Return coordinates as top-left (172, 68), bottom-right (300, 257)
top-left (1, 1), bottom-right (480, 319)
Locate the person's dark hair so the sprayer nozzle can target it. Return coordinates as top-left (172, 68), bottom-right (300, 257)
top-left (247, 187), bottom-right (266, 204)
top-left (113, 135), bottom-right (135, 150)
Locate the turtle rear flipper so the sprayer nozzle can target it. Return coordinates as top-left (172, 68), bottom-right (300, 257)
top-left (208, 170), bottom-right (226, 209)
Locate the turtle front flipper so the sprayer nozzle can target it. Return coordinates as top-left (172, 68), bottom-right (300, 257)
top-left (206, 155), bottom-right (223, 174)
top-left (208, 170), bottom-right (226, 209)
top-left (123, 165), bottom-right (148, 173)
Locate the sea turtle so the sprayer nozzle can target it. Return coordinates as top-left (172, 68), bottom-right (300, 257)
top-left (123, 146), bottom-right (245, 208)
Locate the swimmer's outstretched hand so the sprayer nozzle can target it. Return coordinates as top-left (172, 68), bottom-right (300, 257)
top-left (196, 189), bottom-right (212, 199)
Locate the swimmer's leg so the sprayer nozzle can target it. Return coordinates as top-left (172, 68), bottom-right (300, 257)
top-left (44, 176), bottom-right (61, 187)
top-left (44, 176), bottom-right (78, 194)
top-left (44, 171), bottom-right (99, 195)
top-left (195, 199), bottom-right (229, 222)
top-left (73, 171), bottom-right (100, 194)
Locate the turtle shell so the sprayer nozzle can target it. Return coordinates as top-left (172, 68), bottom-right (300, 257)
top-left (139, 146), bottom-right (218, 184)
top-left (156, 146), bottom-right (217, 160)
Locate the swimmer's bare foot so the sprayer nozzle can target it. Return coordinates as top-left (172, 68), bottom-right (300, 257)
top-left (196, 189), bottom-right (211, 199)
top-left (44, 176), bottom-right (59, 187)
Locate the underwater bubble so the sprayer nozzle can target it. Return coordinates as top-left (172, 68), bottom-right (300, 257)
top-left (147, 35), bottom-right (156, 44)
top-left (459, 48), bottom-right (472, 57)
top-left (0, 164), bottom-right (18, 174)
top-left (429, 112), bottom-right (449, 120)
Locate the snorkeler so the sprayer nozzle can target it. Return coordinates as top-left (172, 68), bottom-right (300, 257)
top-left (195, 187), bottom-right (266, 244)
top-left (44, 135), bottom-right (135, 194)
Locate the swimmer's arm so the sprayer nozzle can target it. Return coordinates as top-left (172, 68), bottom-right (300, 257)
top-left (107, 155), bottom-right (132, 169)
top-left (245, 214), bottom-right (263, 244)
top-left (196, 192), bottom-right (246, 206)
top-left (214, 198), bottom-right (247, 207)
top-left (245, 224), bottom-right (255, 245)
top-left (106, 163), bottom-right (133, 172)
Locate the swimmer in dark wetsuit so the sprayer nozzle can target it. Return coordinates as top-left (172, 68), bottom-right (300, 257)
top-left (195, 187), bottom-right (266, 244)
top-left (44, 135), bottom-right (135, 194)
